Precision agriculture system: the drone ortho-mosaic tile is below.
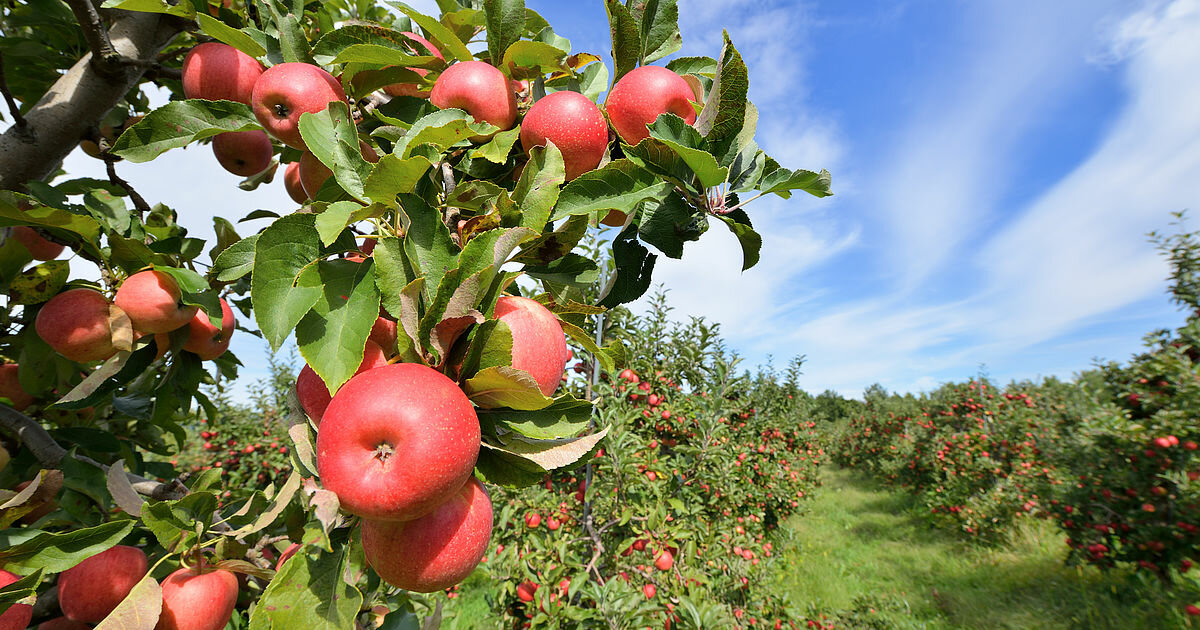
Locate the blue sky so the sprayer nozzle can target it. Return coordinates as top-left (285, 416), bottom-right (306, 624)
top-left (34, 0), bottom-right (1200, 399)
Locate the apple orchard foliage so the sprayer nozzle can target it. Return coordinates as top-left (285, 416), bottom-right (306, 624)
top-left (0, 0), bottom-right (832, 628)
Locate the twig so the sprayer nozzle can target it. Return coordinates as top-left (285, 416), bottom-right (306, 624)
top-left (103, 155), bottom-right (152, 217)
top-left (0, 51), bottom-right (26, 129)
top-left (0, 406), bottom-right (187, 500)
top-left (63, 0), bottom-right (123, 76)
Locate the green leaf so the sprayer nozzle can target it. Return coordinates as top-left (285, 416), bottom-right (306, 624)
top-left (93, 574), bottom-right (162, 630)
top-left (478, 396), bottom-right (594, 439)
top-left (552, 160), bottom-right (674, 221)
top-left (598, 226), bottom-right (656, 308)
top-left (512, 142), bottom-right (565, 231)
top-left (111, 100), bottom-right (259, 163)
top-left (630, 0), bottom-right (681, 63)
top-left (501, 40), bottom-right (568, 78)
top-left (248, 546), bottom-right (362, 630)
top-left (332, 45), bottom-right (439, 67)
top-left (400, 195), bottom-right (459, 301)
top-left (251, 214), bottom-right (324, 350)
top-left (477, 426), bottom-right (608, 487)
top-left (394, 109), bottom-right (496, 158)
top-left (387, 2), bottom-right (474, 62)
top-left (523, 254), bottom-right (599, 288)
top-left (459, 319), bottom-right (512, 380)
top-left (0, 520), bottom-right (133, 573)
top-left (275, 11), bottom-right (314, 64)
top-left (9, 260), bottom-right (69, 304)
top-left (141, 492), bottom-right (217, 550)
top-left (314, 201), bottom-right (361, 246)
top-left (99, 0), bottom-right (193, 18)
top-left (0, 568), bottom-right (42, 612)
top-left (637, 190), bottom-right (706, 259)
top-left (196, 14), bottom-right (267, 58)
top-left (716, 210), bottom-right (761, 270)
top-left (757, 161), bottom-right (833, 199)
top-left (666, 56), bottom-right (718, 77)
top-left (512, 214), bottom-right (588, 265)
top-left (312, 24), bottom-right (427, 65)
top-left (604, 0), bottom-right (640, 83)
top-left (296, 260), bottom-right (380, 395)
top-left (298, 103), bottom-right (373, 201)
top-left (362, 155), bottom-right (433, 204)
top-left (646, 114), bottom-right (728, 188)
top-left (558, 318), bottom-right (618, 373)
top-left (152, 266), bottom-right (223, 327)
top-left (211, 234), bottom-right (258, 282)
top-left (695, 32), bottom-right (749, 161)
top-left (462, 366), bottom-right (554, 410)
top-left (211, 217), bottom-right (242, 261)
top-left (485, 0), bottom-right (526, 66)
top-left (468, 126), bottom-right (521, 164)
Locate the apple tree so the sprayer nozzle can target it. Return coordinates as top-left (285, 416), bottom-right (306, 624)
top-left (0, 0), bottom-right (831, 627)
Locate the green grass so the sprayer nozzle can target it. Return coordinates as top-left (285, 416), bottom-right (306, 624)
top-left (776, 468), bottom-right (1194, 629)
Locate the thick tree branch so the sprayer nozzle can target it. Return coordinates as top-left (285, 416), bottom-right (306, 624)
top-left (0, 11), bottom-right (187, 190)
top-left (0, 406), bottom-right (187, 500)
top-left (0, 51), bottom-right (27, 129)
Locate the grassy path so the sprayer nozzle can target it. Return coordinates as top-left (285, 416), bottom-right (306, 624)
top-left (776, 468), bottom-right (1188, 629)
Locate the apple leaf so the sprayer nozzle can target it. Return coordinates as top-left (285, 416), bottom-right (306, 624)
top-left (557, 317), bottom-right (618, 374)
top-left (93, 574), bottom-right (162, 630)
top-left (152, 266), bottom-right (224, 328)
top-left (458, 319), bottom-right (513, 381)
top-left (211, 234), bottom-right (258, 282)
top-left (141, 493), bottom-right (217, 550)
top-left (312, 24), bottom-right (427, 65)
top-left (398, 194), bottom-right (459, 301)
top-left (247, 545), bottom-right (362, 630)
top-left (226, 472), bottom-right (303, 538)
top-left (756, 159), bottom-right (834, 199)
top-left (443, 8), bottom-right (486, 44)
top-left (485, 0), bottom-right (526, 66)
top-left (598, 226), bottom-right (656, 308)
top-left (110, 100), bottom-right (260, 163)
top-left (0, 193), bottom-right (102, 248)
top-left (99, 0), bottom-right (194, 18)
top-left (637, 190), bottom-right (707, 259)
top-left (0, 520), bottom-right (133, 574)
top-left (696, 32), bottom-right (749, 162)
top-left (105, 459), bottom-right (145, 516)
top-left (298, 103), bottom-right (374, 202)
top-left (478, 396), bottom-right (595, 440)
top-left (476, 427), bottom-right (608, 487)
top-left (551, 160), bottom-right (674, 221)
top-left (501, 40), bottom-right (568, 78)
top-left (9, 260), bottom-right (69, 305)
top-left (463, 366), bottom-right (555, 410)
top-left (296, 259), bottom-right (380, 396)
top-left (646, 114), bottom-right (729, 189)
top-left (506, 143), bottom-right (562, 231)
top-left (394, 109), bottom-right (496, 158)
top-left (387, 1), bottom-right (474, 62)
top-left (287, 391), bottom-right (319, 477)
top-left (728, 143), bottom-right (767, 193)
top-left (468, 126), bottom-right (521, 164)
top-left (0, 569), bottom-right (42, 615)
top-left (362, 154), bottom-right (433, 204)
top-left (274, 10), bottom-right (315, 64)
top-left (512, 214), bottom-right (589, 265)
top-left (715, 209), bottom-right (762, 271)
top-left (196, 14), bottom-right (267, 58)
top-left (332, 45), bottom-right (441, 68)
top-left (604, 0), bottom-right (640, 83)
top-left (628, 0), bottom-right (681, 64)
top-left (251, 214), bottom-right (324, 350)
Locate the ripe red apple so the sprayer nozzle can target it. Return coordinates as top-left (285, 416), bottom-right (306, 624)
top-left (283, 161), bottom-right (307, 204)
top-left (316, 363), bottom-right (480, 521)
top-left (11, 226), bottom-right (65, 260)
top-left (58, 545), bottom-right (148, 623)
top-left (156, 567), bottom-right (238, 630)
top-left (493, 296), bottom-right (570, 396)
top-left (525, 511), bottom-right (541, 528)
top-left (520, 90), bottom-right (608, 181)
top-left (654, 548), bottom-right (674, 571)
top-left (181, 42), bottom-right (264, 105)
top-left (643, 583), bottom-right (656, 599)
top-left (251, 63), bottom-right (348, 150)
top-left (295, 340), bottom-right (388, 424)
top-left (114, 269), bottom-right (199, 334)
top-left (35, 289), bottom-right (117, 362)
top-left (516, 580), bottom-right (537, 602)
top-left (369, 315), bottom-right (398, 355)
top-left (383, 31), bottom-right (444, 98)
top-left (430, 61), bottom-right (517, 135)
top-left (182, 297), bottom-right (234, 360)
top-left (297, 141), bottom-right (380, 199)
top-left (605, 66), bottom-right (697, 145)
top-left (361, 476), bottom-right (493, 592)
top-left (0, 569), bottom-right (32, 630)
top-left (0, 363), bottom-right (33, 410)
top-left (37, 617), bottom-right (93, 630)
top-left (211, 130), bottom-right (273, 176)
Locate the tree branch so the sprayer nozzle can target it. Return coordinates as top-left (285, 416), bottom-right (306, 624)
top-left (0, 51), bottom-right (27, 129)
top-left (0, 406), bottom-right (187, 500)
top-left (104, 154), bottom-right (152, 216)
top-left (0, 11), bottom-right (186, 190)
top-left (63, 0), bottom-right (123, 77)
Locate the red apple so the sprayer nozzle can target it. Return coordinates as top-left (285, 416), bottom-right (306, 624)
top-left (251, 63), bottom-right (348, 150)
top-left (0, 569), bottom-right (32, 630)
top-left (156, 567), bottom-right (238, 630)
top-left (114, 269), bottom-right (199, 334)
top-left (516, 580), bottom-right (537, 602)
top-left (35, 289), bottom-right (117, 362)
top-left (520, 90), bottom-right (608, 181)
top-left (383, 31), bottom-right (444, 98)
top-left (181, 42), bottom-right (264, 105)
top-left (275, 543), bottom-right (300, 571)
top-left (211, 130), bottom-right (273, 176)
top-left (316, 363), bottom-right (480, 521)
top-left (0, 364), bottom-right (33, 410)
top-left (58, 545), bottom-right (148, 622)
top-left (37, 618), bottom-right (93, 630)
top-left (605, 66), bottom-right (697, 145)
top-left (11, 226), bottom-right (65, 260)
top-left (654, 548), bottom-right (674, 571)
top-left (283, 161), bottom-right (307, 204)
top-left (430, 61), bottom-right (517, 135)
top-left (297, 141), bottom-right (380, 199)
top-left (369, 315), bottom-right (398, 355)
top-left (361, 477), bottom-right (493, 592)
top-left (493, 296), bottom-right (569, 396)
top-left (525, 511), bottom-right (541, 528)
top-left (295, 340), bottom-right (388, 425)
top-left (643, 583), bottom-right (656, 599)
top-left (182, 298), bottom-right (234, 360)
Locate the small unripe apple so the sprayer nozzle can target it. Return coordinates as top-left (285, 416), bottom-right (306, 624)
top-left (0, 569), bottom-right (32, 630)
top-left (182, 42), bottom-right (264, 105)
top-left (11, 226), bottom-right (65, 260)
top-left (211, 130), bottom-right (273, 176)
top-left (156, 567), bottom-right (238, 630)
top-left (114, 269), bottom-right (199, 334)
top-left (283, 161), bottom-right (307, 204)
top-left (361, 477), bottom-right (493, 592)
top-left (493, 296), bottom-right (570, 396)
top-left (383, 31), bottom-right (444, 98)
top-left (37, 617), bottom-right (93, 630)
top-left (298, 141), bottom-right (380, 199)
top-left (430, 61), bottom-right (517, 135)
top-left (58, 545), bottom-right (148, 622)
top-left (251, 63), bottom-right (348, 150)
top-left (0, 363), bottom-right (33, 410)
top-left (520, 90), bottom-right (608, 181)
top-left (316, 363), bottom-right (480, 521)
top-left (182, 297), bottom-right (234, 360)
top-left (605, 65), bottom-right (697, 145)
top-left (295, 340), bottom-right (388, 424)
top-left (35, 288), bottom-right (118, 362)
